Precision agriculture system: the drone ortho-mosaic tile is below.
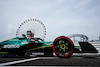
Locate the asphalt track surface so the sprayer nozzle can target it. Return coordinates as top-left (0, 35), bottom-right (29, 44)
top-left (0, 54), bottom-right (100, 66)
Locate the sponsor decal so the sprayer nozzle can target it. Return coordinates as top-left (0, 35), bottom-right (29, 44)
top-left (3, 44), bottom-right (20, 48)
top-left (32, 52), bottom-right (44, 55)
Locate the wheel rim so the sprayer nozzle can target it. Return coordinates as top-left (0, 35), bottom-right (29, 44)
top-left (53, 36), bottom-right (74, 57)
top-left (56, 39), bottom-right (70, 53)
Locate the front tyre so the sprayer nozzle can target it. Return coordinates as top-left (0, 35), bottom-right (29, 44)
top-left (53, 36), bottom-right (74, 58)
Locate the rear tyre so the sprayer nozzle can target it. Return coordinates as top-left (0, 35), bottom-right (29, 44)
top-left (53, 36), bottom-right (74, 58)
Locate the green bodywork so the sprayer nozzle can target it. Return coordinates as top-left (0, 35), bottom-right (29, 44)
top-left (0, 37), bottom-right (52, 54)
top-left (0, 37), bottom-right (80, 54)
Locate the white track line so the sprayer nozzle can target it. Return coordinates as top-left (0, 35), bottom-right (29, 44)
top-left (0, 57), bottom-right (58, 66)
top-left (0, 58), bottom-right (39, 66)
top-left (38, 57), bottom-right (59, 59)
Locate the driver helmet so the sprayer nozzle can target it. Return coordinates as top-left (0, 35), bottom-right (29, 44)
top-left (27, 31), bottom-right (34, 39)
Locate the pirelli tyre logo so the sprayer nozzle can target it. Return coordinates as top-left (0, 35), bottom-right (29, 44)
top-left (3, 44), bottom-right (20, 48)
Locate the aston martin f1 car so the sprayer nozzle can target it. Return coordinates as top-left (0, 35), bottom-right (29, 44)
top-left (0, 34), bottom-right (98, 58)
top-left (0, 19), bottom-right (98, 58)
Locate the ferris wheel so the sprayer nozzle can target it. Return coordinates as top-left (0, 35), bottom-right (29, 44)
top-left (16, 19), bottom-right (46, 40)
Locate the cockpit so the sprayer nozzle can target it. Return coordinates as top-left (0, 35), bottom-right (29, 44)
top-left (27, 31), bottom-right (34, 39)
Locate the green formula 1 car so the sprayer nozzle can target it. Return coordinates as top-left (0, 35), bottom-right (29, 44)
top-left (0, 19), bottom-right (98, 58)
top-left (0, 35), bottom-right (98, 58)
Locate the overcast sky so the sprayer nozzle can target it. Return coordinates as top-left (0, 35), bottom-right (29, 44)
top-left (0, 0), bottom-right (100, 41)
